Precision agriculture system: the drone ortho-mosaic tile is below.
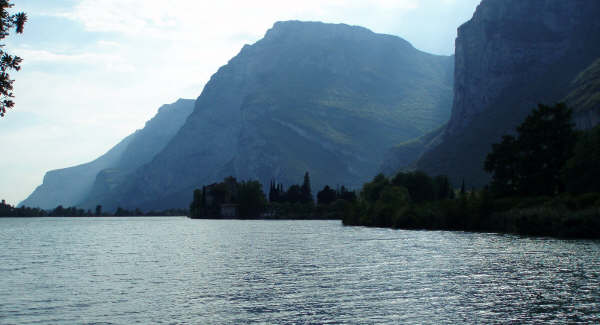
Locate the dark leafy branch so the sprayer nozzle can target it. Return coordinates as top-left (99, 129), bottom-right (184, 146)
top-left (0, 0), bottom-right (26, 117)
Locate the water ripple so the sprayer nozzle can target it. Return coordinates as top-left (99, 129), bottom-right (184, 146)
top-left (0, 217), bottom-right (599, 324)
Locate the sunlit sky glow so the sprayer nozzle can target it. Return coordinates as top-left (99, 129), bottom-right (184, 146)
top-left (1, 0), bottom-right (481, 205)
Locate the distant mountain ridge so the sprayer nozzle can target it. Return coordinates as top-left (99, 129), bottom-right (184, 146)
top-left (19, 133), bottom-right (135, 209)
top-left (383, 0), bottom-right (600, 186)
top-left (20, 99), bottom-right (195, 209)
top-left (89, 21), bottom-right (454, 211)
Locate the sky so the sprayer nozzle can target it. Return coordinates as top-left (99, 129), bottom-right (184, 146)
top-left (0, 0), bottom-right (481, 206)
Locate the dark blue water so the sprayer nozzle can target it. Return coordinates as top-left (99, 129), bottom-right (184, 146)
top-left (1, 217), bottom-right (599, 324)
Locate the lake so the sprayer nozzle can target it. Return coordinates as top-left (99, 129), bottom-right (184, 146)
top-left (1, 217), bottom-right (599, 324)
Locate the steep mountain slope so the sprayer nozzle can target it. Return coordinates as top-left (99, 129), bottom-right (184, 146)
top-left (566, 57), bottom-right (600, 129)
top-left (411, 0), bottom-right (600, 188)
top-left (379, 125), bottom-right (445, 176)
top-left (19, 134), bottom-right (135, 209)
top-left (20, 99), bottom-right (194, 209)
top-left (111, 99), bottom-right (196, 173)
top-left (98, 21), bottom-right (454, 210)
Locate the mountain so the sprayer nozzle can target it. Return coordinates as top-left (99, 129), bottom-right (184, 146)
top-left (379, 125), bottom-right (445, 176)
top-left (94, 21), bottom-right (454, 211)
top-left (385, 0), bottom-right (600, 187)
top-left (20, 99), bottom-right (195, 209)
top-left (566, 57), bottom-right (600, 129)
top-left (19, 134), bottom-right (135, 209)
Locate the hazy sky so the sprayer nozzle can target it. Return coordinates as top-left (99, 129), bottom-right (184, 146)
top-left (1, 0), bottom-right (481, 205)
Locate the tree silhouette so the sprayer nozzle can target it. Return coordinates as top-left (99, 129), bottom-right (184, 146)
top-left (338, 185), bottom-right (357, 202)
top-left (392, 171), bottom-right (436, 203)
top-left (237, 180), bottom-right (267, 218)
top-left (300, 171), bottom-right (313, 204)
top-left (317, 185), bottom-right (337, 205)
top-left (269, 181), bottom-right (284, 203)
top-left (0, 0), bottom-right (27, 117)
top-left (485, 103), bottom-right (576, 196)
top-left (483, 135), bottom-right (519, 196)
top-left (563, 125), bottom-right (600, 194)
top-left (433, 175), bottom-right (453, 200)
top-left (285, 184), bottom-right (302, 204)
top-left (361, 173), bottom-right (389, 203)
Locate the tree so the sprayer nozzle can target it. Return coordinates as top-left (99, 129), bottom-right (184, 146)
top-left (391, 171), bottom-right (435, 203)
top-left (115, 207), bottom-right (129, 216)
top-left (563, 125), bottom-right (600, 194)
top-left (433, 175), bottom-right (453, 200)
top-left (237, 180), bottom-right (267, 218)
top-left (269, 181), bottom-right (277, 202)
top-left (268, 181), bottom-right (284, 203)
top-left (300, 171), bottom-right (313, 204)
top-left (338, 185), bottom-right (357, 202)
top-left (189, 189), bottom-right (203, 218)
top-left (361, 174), bottom-right (390, 203)
top-left (0, 1), bottom-right (26, 117)
top-left (285, 184), bottom-right (302, 204)
top-left (317, 185), bottom-right (337, 205)
top-left (372, 186), bottom-right (410, 227)
top-left (52, 205), bottom-right (65, 217)
top-left (484, 103), bottom-right (577, 196)
top-left (484, 136), bottom-right (519, 196)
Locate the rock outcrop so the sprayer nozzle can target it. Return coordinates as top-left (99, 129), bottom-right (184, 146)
top-left (96, 21), bottom-right (454, 211)
top-left (413, 0), bottom-right (600, 187)
top-left (565, 57), bottom-right (600, 130)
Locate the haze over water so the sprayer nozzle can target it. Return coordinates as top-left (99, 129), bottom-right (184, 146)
top-left (1, 218), bottom-right (599, 324)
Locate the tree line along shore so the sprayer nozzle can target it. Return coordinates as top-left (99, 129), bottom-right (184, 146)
top-left (190, 103), bottom-right (600, 238)
top-left (4, 104), bottom-right (599, 239)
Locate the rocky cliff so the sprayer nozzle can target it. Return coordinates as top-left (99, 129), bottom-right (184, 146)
top-left (21, 99), bottom-right (194, 209)
top-left (96, 21), bottom-right (454, 211)
top-left (413, 0), bottom-right (600, 187)
top-left (566, 57), bottom-right (600, 129)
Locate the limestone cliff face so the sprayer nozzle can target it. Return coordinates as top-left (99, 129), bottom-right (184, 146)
top-left (415, 0), bottom-right (600, 187)
top-left (574, 106), bottom-right (600, 130)
top-left (99, 21), bottom-right (454, 210)
top-left (565, 57), bottom-right (600, 130)
top-left (448, 0), bottom-right (600, 135)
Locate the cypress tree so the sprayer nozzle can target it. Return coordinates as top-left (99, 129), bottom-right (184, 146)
top-left (301, 171), bottom-right (313, 204)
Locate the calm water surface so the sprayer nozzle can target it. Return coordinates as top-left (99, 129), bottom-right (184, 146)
top-left (1, 217), bottom-right (599, 324)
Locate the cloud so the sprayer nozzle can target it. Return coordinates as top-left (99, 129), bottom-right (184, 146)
top-left (15, 48), bottom-right (136, 74)
top-left (96, 40), bottom-right (121, 48)
top-left (62, 0), bottom-right (421, 40)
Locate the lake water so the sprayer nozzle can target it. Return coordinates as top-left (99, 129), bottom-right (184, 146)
top-left (1, 217), bottom-right (599, 324)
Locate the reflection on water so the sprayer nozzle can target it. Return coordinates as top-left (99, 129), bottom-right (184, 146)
top-left (0, 217), bottom-right (599, 324)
